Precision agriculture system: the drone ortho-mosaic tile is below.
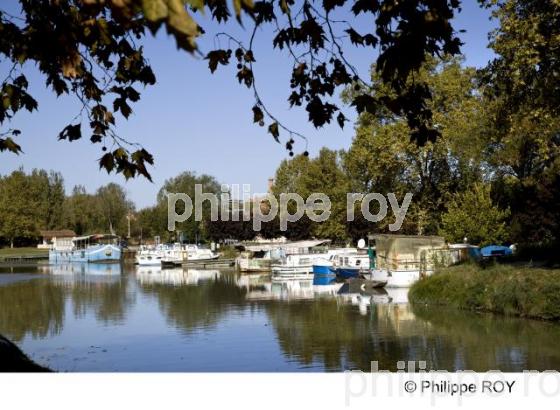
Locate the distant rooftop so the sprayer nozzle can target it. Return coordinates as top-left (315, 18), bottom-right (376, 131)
top-left (40, 230), bottom-right (76, 239)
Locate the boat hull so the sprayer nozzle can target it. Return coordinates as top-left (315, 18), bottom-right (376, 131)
top-left (312, 263), bottom-right (336, 285)
top-left (370, 269), bottom-right (433, 287)
top-left (49, 244), bottom-right (122, 263)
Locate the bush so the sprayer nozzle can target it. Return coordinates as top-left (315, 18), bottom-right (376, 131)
top-left (409, 263), bottom-right (560, 321)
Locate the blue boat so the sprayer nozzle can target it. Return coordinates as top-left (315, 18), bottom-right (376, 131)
top-left (331, 251), bottom-right (370, 280)
top-left (480, 245), bottom-right (513, 259)
top-left (312, 259), bottom-right (337, 285)
top-left (334, 267), bottom-right (361, 279)
top-left (49, 234), bottom-right (122, 263)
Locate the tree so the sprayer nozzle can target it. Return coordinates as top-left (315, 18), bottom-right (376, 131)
top-left (157, 171), bottom-right (222, 242)
top-left (479, 0), bottom-right (560, 244)
top-left (63, 183), bottom-right (134, 236)
top-left (0, 1), bottom-right (466, 179)
top-left (439, 183), bottom-right (510, 246)
top-left (0, 169), bottom-right (40, 247)
top-left (29, 169), bottom-right (65, 230)
top-left (271, 148), bottom-right (349, 241)
top-left (343, 56), bottom-right (488, 235)
top-left (96, 183), bottom-right (135, 236)
top-left (63, 185), bottom-right (99, 235)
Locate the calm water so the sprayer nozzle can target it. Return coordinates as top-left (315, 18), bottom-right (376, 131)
top-left (1, 263), bottom-right (560, 372)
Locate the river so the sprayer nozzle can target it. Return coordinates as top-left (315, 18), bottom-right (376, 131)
top-left (1, 263), bottom-right (560, 372)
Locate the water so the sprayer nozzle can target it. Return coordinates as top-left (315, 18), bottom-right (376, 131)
top-left (1, 263), bottom-right (560, 372)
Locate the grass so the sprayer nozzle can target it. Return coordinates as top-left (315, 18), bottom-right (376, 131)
top-left (409, 263), bottom-right (560, 321)
top-left (0, 247), bottom-right (48, 260)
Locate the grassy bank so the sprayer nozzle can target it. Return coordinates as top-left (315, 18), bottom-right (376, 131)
top-left (409, 264), bottom-right (560, 321)
top-left (0, 247), bottom-right (48, 260)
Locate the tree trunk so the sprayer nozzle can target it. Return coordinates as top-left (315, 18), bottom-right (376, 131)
top-left (10, 239), bottom-right (13, 249)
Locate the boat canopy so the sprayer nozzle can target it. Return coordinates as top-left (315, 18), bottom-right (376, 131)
top-left (244, 239), bottom-right (330, 252)
top-left (371, 234), bottom-right (447, 271)
top-left (72, 234), bottom-right (119, 243)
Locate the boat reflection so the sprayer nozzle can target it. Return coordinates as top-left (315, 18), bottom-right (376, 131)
top-left (4, 266), bottom-right (560, 371)
top-left (39, 262), bottom-right (122, 278)
top-left (135, 266), bottom-right (220, 286)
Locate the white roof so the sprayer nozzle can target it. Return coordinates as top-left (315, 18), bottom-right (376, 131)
top-left (244, 239), bottom-right (330, 252)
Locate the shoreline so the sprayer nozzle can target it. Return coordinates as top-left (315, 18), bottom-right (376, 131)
top-left (409, 263), bottom-right (560, 322)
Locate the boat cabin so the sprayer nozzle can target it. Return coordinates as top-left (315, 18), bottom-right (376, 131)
top-left (72, 234), bottom-right (120, 250)
top-left (368, 234), bottom-right (447, 274)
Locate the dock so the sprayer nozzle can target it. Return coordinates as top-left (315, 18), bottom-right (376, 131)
top-left (0, 253), bottom-right (49, 264)
top-left (176, 258), bottom-right (236, 269)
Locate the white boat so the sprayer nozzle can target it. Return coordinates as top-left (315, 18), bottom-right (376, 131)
top-left (136, 243), bottom-right (218, 266)
top-left (271, 250), bottom-right (330, 280)
top-left (136, 250), bottom-right (164, 266)
top-left (331, 250), bottom-right (370, 279)
top-left (182, 244), bottom-right (219, 261)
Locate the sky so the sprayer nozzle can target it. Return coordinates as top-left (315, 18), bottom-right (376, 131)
top-left (0, 1), bottom-right (497, 208)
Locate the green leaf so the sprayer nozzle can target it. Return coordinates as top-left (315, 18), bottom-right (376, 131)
top-left (142, 0), bottom-right (168, 22)
top-left (0, 137), bottom-right (22, 154)
top-left (99, 152), bottom-right (115, 173)
top-left (166, 0), bottom-right (200, 51)
top-left (252, 105), bottom-right (264, 123)
top-left (58, 124), bottom-right (82, 141)
top-left (268, 121), bottom-right (279, 141)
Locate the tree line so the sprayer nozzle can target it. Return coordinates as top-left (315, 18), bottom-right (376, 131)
top-left (0, 169), bottom-right (223, 247)
top-left (206, 53), bottom-right (559, 248)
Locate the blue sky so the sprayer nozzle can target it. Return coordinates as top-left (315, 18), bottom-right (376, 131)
top-left (0, 1), bottom-right (496, 208)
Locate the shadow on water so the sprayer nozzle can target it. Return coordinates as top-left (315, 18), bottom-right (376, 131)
top-left (137, 268), bottom-right (248, 333)
top-left (2, 264), bottom-right (560, 371)
top-left (0, 263), bottom-right (133, 342)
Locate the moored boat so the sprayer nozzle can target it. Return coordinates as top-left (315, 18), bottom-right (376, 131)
top-left (331, 249), bottom-right (370, 279)
top-left (368, 234), bottom-right (448, 287)
top-left (312, 257), bottom-right (336, 285)
top-left (49, 234), bottom-right (122, 263)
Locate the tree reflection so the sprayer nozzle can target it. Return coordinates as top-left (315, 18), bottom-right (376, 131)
top-left (0, 265), bottom-right (135, 341)
top-left (411, 305), bottom-right (560, 371)
top-left (264, 299), bottom-right (436, 371)
top-left (68, 277), bottom-right (134, 325)
top-left (138, 269), bottom-right (247, 333)
top-left (49, 264), bottom-right (135, 325)
top-left (0, 279), bottom-right (65, 342)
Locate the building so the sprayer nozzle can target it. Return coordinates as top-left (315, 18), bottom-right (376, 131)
top-left (38, 230), bottom-right (76, 250)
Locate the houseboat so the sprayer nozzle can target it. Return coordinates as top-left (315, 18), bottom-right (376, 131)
top-left (49, 234), bottom-right (122, 263)
top-left (368, 234), bottom-right (448, 287)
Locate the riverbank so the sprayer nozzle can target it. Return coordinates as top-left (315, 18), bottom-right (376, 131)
top-left (409, 264), bottom-right (560, 321)
top-left (0, 247), bottom-right (48, 261)
top-left (0, 334), bottom-right (51, 372)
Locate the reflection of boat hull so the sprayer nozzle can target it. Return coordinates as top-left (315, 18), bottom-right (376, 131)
top-left (271, 266), bottom-right (313, 280)
top-left (237, 258), bottom-right (272, 272)
top-left (334, 267), bottom-right (360, 279)
top-left (370, 269), bottom-right (432, 288)
top-left (49, 244), bottom-right (121, 263)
